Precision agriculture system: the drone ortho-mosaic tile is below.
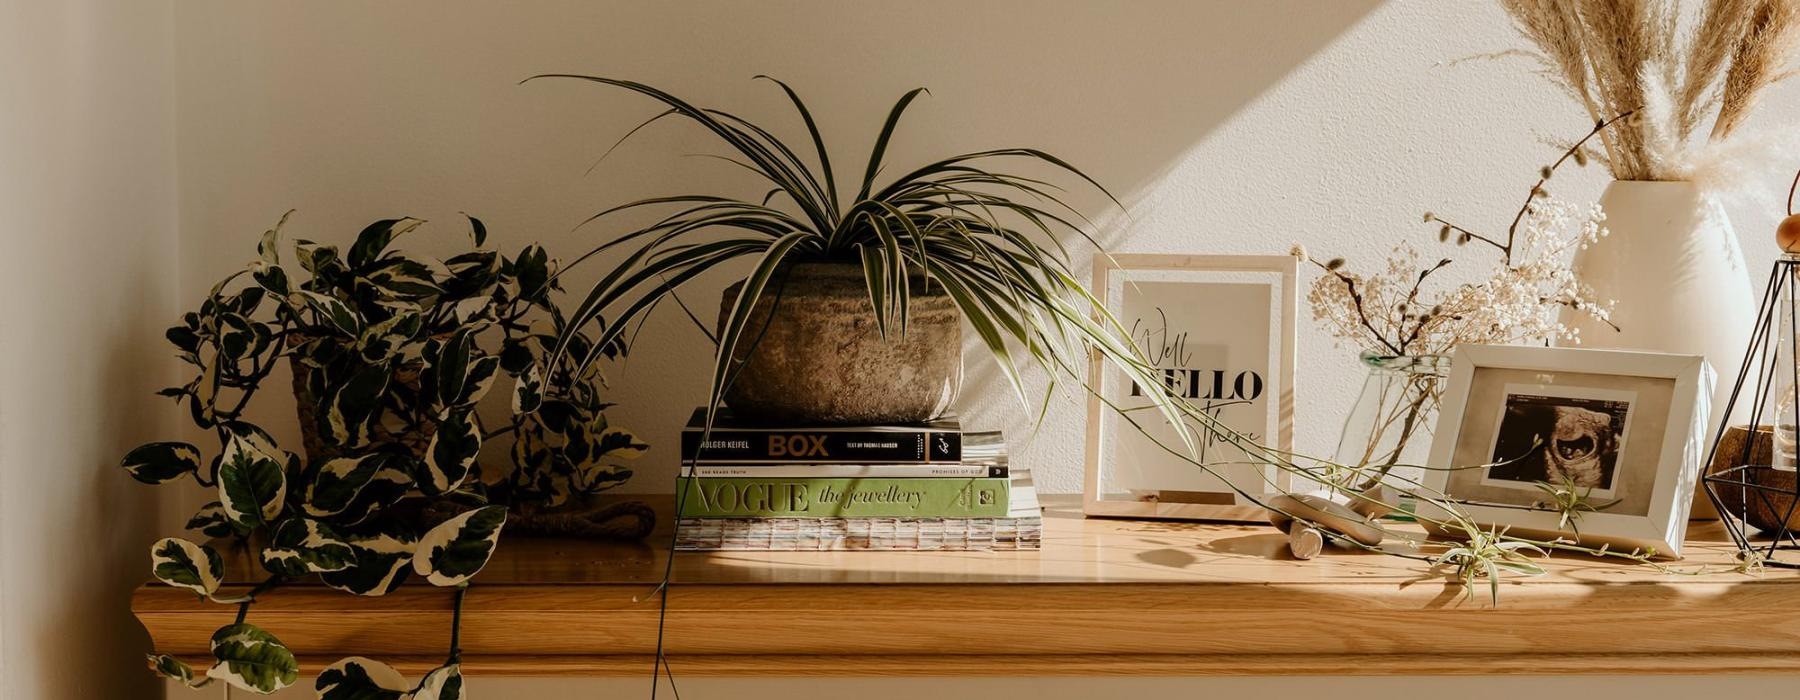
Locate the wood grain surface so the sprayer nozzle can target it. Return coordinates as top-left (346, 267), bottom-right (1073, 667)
top-left (133, 495), bottom-right (1800, 676)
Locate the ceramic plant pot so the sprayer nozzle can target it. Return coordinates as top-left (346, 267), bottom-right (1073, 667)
top-left (715, 262), bottom-right (962, 425)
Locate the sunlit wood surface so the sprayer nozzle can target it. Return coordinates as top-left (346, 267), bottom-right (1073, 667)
top-left (132, 496), bottom-right (1800, 676)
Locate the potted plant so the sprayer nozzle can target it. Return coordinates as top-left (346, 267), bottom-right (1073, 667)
top-left (525, 75), bottom-right (1181, 429)
top-left (127, 213), bottom-right (648, 694)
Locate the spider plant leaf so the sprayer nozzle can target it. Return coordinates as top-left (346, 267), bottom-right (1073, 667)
top-left (756, 75), bottom-right (838, 216)
top-left (526, 74), bottom-right (829, 231)
top-left (856, 87), bottom-right (929, 203)
top-left (858, 243), bottom-right (890, 339)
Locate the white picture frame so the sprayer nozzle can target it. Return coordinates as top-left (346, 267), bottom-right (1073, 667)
top-left (1082, 253), bottom-right (1297, 522)
top-left (1419, 345), bottom-right (1712, 558)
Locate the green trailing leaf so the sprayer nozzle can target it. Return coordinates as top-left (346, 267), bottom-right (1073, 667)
top-left (428, 328), bottom-right (475, 409)
top-left (303, 454), bottom-right (385, 518)
top-left (320, 531), bottom-right (417, 597)
top-left (412, 505), bottom-right (507, 587)
top-left (120, 441), bottom-right (202, 484)
top-left (186, 501), bottom-right (238, 538)
top-left (147, 653), bottom-right (212, 688)
top-left (316, 656), bottom-right (410, 700)
top-left (295, 290), bottom-right (364, 337)
top-left (593, 426), bottom-right (648, 461)
top-left (259, 518), bottom-right (355, 577)
top-left (150, 537), bottom-right (224, 597)
top-left (453, 355), bottom-right (500, 407)
top-left (329, 460), bottom-right (414, 526)
top-left (466, 214), bottom-right (488, 247)
top-left (511, 364), bottom-right (543, 414)
top-left (410, 664), bottom-right (464, 700)
top-left (205, 623), bottom-right (300, 693)
top-left (421, 411), bottom-right (481, 495)
top-left (363, 256), bottom-right (446, 301)
top-left (347, 217), bottom-right (425, 269)
top-left (217, 433), bottom-right (286, 527)
top-left (358, 311), bottom-right (423, 362)
top-left (325, 363), bottom-right (392, 447)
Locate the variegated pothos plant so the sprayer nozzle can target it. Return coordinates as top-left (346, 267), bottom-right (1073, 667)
top-left (125, 214), bottom-right (645, 696)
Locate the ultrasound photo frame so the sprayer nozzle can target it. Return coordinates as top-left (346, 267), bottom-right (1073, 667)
top-left (1418, 345), bottom-right (1711, 558)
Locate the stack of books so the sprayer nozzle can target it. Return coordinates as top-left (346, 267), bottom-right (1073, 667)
top-left (672, 409), bottom-right (1041, 551)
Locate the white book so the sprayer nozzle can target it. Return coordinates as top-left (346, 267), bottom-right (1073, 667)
top-left (685, 463), bottom-right (1005, 478)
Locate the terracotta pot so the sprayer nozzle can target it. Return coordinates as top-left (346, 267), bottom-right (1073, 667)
top-left (716, 261), bottom-right (962, 425)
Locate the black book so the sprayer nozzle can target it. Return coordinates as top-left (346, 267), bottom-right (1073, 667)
top-left (680, 408), bottom-right (963, 464)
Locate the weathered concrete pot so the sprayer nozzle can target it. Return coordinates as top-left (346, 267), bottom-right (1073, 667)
top-left (716, 261), bottom-right (962, 425)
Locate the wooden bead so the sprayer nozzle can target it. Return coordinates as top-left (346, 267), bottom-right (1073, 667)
top-left (1288, 526), bottom-right (1325, 560)
top-left (1778, 214), bottom-right (1800, 253)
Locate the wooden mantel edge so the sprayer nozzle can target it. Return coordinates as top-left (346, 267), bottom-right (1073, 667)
top-left (148, 652), bottom-right (1800, 677)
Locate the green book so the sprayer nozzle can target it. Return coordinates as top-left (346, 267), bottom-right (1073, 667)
top-left (676, 477), bottom-right (1010, 518)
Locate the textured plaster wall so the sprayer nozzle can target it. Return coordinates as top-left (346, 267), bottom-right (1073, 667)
top-left (170, 0), bottom-right (1800, 496)
top-left (0, 0), bottom-right (178, 697)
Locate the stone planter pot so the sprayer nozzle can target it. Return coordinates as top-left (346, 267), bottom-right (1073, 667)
top-left (716, 261), bottom-right (962, 425)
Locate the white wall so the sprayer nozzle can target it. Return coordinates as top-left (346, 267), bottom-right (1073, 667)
top-left (0, 0), bottom-right (1774, 697)
top-left (170, 0), bottom-right (1800, 493)
top-left (0, 0), bottom-right (178, 698)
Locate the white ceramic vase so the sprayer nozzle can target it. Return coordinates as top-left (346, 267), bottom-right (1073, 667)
top-left (1566, 181), bottom-right (1755, 515)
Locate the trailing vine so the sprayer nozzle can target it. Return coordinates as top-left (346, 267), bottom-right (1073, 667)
top-left (127, 213), bottom-right (646, 695)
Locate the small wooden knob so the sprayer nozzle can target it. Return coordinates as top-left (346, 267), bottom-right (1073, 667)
top-left (1778, 214), bottom-right (1800, 253)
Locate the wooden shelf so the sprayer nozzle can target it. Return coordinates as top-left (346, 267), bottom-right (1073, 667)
top-left (132, 496), bottom-right (1800, 676)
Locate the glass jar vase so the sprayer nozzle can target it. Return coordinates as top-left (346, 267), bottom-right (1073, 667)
top-left (1331, 352), bottom-right (1451, 499)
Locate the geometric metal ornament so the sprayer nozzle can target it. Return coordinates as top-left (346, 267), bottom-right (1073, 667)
top-left (1704, 254), bottom-right (1800, 567)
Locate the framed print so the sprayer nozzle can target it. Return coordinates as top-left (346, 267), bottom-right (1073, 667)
top-left (1418, 345), bottom-right (1712, 558)
top-left (1082, 253), bottom-right (1297, 521)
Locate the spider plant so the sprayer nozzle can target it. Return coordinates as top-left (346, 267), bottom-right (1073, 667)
top-left (526, 74), bottom-right (1190, 440)
top-left (1532, 471), bottom-right (1616, 535)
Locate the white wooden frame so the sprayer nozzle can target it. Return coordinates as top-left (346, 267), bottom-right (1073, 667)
top-left (1419, 345), bottom-right (1711, 558)
top-left (1082, 253), bottom-right (1297, 521)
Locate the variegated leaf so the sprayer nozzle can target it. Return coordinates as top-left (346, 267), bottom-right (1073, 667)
top-left (217, 433), bottom-right (286, 527)
top-left (428, 329), bottom-right (475, 408)
top-left (320, 532), bottom-right (417, 597)
top-left (259, 518), bottom-right (355, 577)
top-left (295, 239), bottom-right (338, 274)
top-left (410, 663), bottom-right (464, 700)
top-left (358, 311), bottom-right (423, 362)
top-left (186, 501), bottom-right (238, 538)
top-left (511, 365), bottom-right (542, 414)
top-left (121, 441), bottom-right (202, 484)
top-left (412, 505), bottom-right (507, 587)
top-left (347, 218), bottom-right (425, 269)
top-left (304, 454), bottom-right (384, 518)
top-left (206, 623), bottom-right (300, 693)
top-left (146, 653), bottom-right (212, 688)
top-left (295, 290), bottom-right (364, 337)
top-left (595, 426), bottom-right (648, 461)
top-left (452, 355), bottom-right (500, 407)
top-left (333, 463), bottom-right (414, 526)
top-left (420, 411), bottom-right (480, 495)
top-left (151, 537), bottom-right (223, 597)
top-left (324, 364), bottom-right (391, 448)
top-left (316, 656), bottom-right (409, 699)
top-left (366, 254), bottom-right (445, 292)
